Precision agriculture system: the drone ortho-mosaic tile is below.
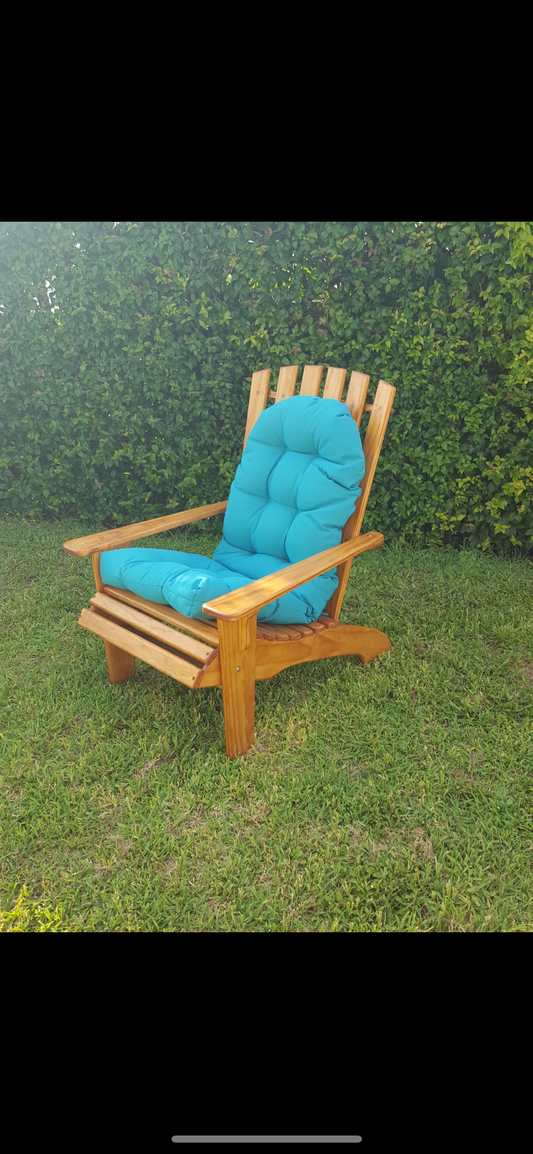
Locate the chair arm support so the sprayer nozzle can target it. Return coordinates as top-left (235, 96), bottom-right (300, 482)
top-left (202, 532), bottom-right (384, 622)
top-left (62, 501), bottom-right (228, 557)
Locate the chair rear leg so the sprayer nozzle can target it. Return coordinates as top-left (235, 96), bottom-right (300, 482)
top-left (91, 549), bottom-right (135, 683)
top-left (104, 640), bottom-right (136, 684)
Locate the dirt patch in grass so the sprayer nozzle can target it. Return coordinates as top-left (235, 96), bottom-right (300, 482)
top-left (134, 753), bottom-right (179, 778)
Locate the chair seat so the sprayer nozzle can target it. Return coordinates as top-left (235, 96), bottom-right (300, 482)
top-left (100, 394), bottom-right (365, 626)
top-left (99, 546), bottom-right (338, 625)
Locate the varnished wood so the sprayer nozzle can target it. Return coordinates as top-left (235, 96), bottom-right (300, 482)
top-left (253, 622), bottom-right (392, 680)
top-left (92, 553), bottom-right (103, 593)
top-left (90, 604), bottom-right (221, 680)
top-left (255, 623), bottom-right (293, 640)
top-left (345, 372), bottom-right (370, 426)
top-left (282, 624), bottom-right (310, 638)
top-left (91, 602), bottom-right (136, 684)
top-left (102, 585), bottom-right (318, 644)
top-left (202, 533), bottom-right (384, 622)
top-left (254, 622), bottom-right (311, 640)
top-left (92, 541), bottom-right (131, 595)
top-left (90, 593), bottom-right (214, 663)
top-left (352, 380), bottom-right (397, 539)
top-left (95, 589), bottom-right (332, 653)
top-left (299, 365), bottom-right (323, 396)
top-left (78, 608), bottom-right (201, 687)
top-left (103, 641), bottom-right (136, 684)
top-left (256, 622), bottom-right (285, 639)
top-left (63, 503), bottom-right (228, 558)
top-left (323, 366), bottom-right (347, 401)
top-left (101, 586), bottom-right (220, 645)
top-left (326, 381), bottom-right (396, 620)
top-left (90, 599), bottom-right (220, 687)
top-left (88, 604), bottom-right (205, 667)
top-left (244, 368), bottom-right (271, 449)
top-left (193, 648), bottom-right (221, 687)
top-left (256, 621), bottom-right (315, 639)
top-left (362, 403), bottom-right (395, 415)
top-left (317, 615), bottom-right (339, 629)
top-left (218, 616), bottom-right (257, 758)
top-left (274, 364), bottom-right (299, 403)
top-left (197, 623), bottom-right (391, 688)
top-left (87, 604), bottom-right (207, 669)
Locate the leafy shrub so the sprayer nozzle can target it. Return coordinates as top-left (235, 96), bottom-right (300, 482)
top-left (1, 220), bottom-right (531, 553)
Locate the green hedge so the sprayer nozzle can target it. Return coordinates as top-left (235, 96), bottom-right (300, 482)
top-left (1, 221), bottom-right (532, 553)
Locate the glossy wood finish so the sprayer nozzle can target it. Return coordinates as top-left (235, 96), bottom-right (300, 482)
top-left (322, 366), bottom-right (347, 401)
top-left (326, 380), bottom-right (396, 620)
top-left (90, 593), bottom-right (214, 662)
top-left (299, 365), bottom-right (324, 396)
top-left (63, 502), bottom-right (228, 557)
top-left (197, 622), bottom-right (392, 687)
top-left (345, 371), bottom-right (370, 426)
top-left (101, 586), bottom-right (220, 645)
top-left (102, 585), bottom-right (329, 643)
top-left (274, 365), bottom-right (299, 403)
top-left (218, 617), bottom-right (257, 758)
top-left (92, 553), bottom-right (104, 594)
top-left (243, 369), bottom-right (271, 449)
top-left (102, 640), bottom-right (136, 684)
top-left (92, 541), bottom-right (131, 593)
top-left (202, 533), bottom-right (384, 623)
top-left (78, 608), bottom-right (201, 687)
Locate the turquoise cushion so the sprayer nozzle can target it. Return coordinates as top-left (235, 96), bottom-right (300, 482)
top-left (100, 394), bottom-right (365, 625)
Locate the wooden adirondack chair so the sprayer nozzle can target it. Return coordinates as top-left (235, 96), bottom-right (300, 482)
top-left (63, 366), bottom-right (396, 758)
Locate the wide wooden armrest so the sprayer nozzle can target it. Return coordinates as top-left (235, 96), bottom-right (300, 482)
top-left (202, 532), bottom-right (384, 622)
top-left (63, 501), bottom-right (228, 557)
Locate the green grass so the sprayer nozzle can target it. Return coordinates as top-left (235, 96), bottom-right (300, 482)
top-left (1, 512), bottom-right (532, 932)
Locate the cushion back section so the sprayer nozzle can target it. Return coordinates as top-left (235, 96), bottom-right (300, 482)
top-left (213, 395), bottom-right (365, 584)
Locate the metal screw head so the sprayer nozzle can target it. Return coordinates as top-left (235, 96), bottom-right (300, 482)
top-left (236, 666), bottom-right (241, 671)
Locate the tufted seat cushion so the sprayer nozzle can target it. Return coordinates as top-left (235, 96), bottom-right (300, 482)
top-left (100, 394), bottom-right (365, 625)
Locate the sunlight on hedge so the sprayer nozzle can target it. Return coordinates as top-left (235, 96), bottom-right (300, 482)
top-left (1, 220), bottom-right (531, 554)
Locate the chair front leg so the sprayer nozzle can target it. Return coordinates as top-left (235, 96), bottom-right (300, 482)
top-left (218, 615), bottom-right (257, 758)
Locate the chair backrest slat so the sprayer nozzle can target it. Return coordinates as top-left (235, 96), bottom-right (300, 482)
top-left (243, 368), bottom-right (271, 449)
top-left (274, 364), bottom-right (299, 403)
top-left (299, 365), bottom-right (323, 396)
top-left (322, 366), bottom-right (347, 401)
top-left (350, 379), bottom-right (396, 540)
top-left (345, 371), bottom-right (370, 426)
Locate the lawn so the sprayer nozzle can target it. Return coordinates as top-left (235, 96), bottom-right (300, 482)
top-left (1, 513), bottom-right (532, 932)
